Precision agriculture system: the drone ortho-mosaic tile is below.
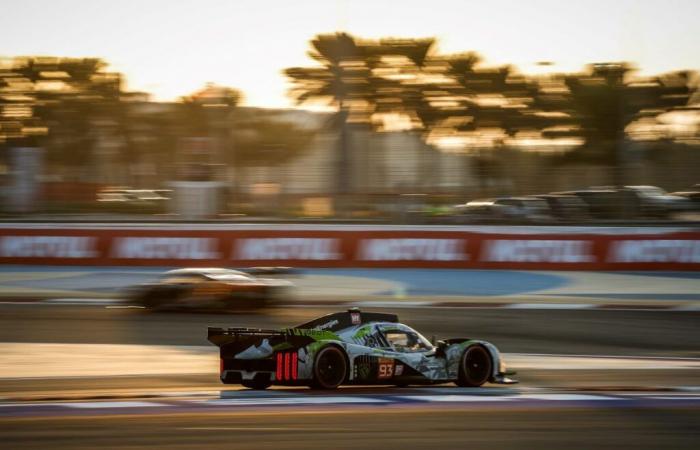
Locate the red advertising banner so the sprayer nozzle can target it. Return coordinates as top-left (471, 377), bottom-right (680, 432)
top-left (0, 225), bottom-right (698, 270)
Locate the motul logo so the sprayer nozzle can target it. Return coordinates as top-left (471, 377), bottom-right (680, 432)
top-left (0, 236), bottom-right (97, 258)
top-left (481, 240), bottom-right (594, 263)
top-left (112, 237), bottom-right (220, 259)
top-left (235, 238), bottom-right (340, 260)
top-left (608, 240), bottom-right (700, 263)
top-left (359, 239), bottom-right (467, 261)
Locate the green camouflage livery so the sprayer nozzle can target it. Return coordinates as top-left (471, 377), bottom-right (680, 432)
top-left (207, 308), bottom-right (516, 390)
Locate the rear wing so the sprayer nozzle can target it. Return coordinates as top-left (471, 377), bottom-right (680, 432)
top-left (295, 308), bottom-right (398, 333)
top-left (207, 327), bottom-right (284, 347)
top-left (208, 308), bottom-right (397, 348)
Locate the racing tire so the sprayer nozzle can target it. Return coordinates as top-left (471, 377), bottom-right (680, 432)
top-left (241, 379), bottom-right (272, 390)
top-left (310, 346), bottom-right (347, 390)
top-left (456, 345), bottom-right (492, 387)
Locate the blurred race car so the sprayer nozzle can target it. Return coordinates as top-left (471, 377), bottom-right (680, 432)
top-left (208, 308), bottom-right (516, 389)
top-left (127, 267), bottom-right (294, 311)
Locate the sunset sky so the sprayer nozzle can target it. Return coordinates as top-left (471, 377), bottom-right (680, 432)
top-left (2, 0), bottom-right (698, 108)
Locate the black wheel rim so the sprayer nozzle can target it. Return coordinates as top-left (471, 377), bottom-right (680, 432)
top-left (316, 348), bottom-right (345, 387)
top-left (464, 347), bottom-right (491, 385)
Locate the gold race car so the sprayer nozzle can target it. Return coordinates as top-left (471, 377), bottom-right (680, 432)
top-left (127, 268), bottom-right (294, 311)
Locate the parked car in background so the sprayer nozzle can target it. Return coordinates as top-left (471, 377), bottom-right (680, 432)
top-left (452, 199), bottom-right (510, 223)
top-left (623, 185), bottom-right (694, 217)
top-left (554, 189), bottom-right (620, 219)
top-left (451, 183), bottom-right (694, 224)
top-left (532, 194), bottom-right (591, 221)
top-left (97, 187), bottom-right (171, 204)
top-left (453, 196), bottom-right (552, 223)
top-left (671, 184), bottom-right (700, 209)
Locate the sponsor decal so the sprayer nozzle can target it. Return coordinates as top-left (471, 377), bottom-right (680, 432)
top-left (608, 240), bottom-right (700, 263)
top-left (394, 364), bottom-right (404, 376)
top-left (284, 328), bottom-right (338, 340)
top-left (377, 358), bottom-right (395, 379)
top-left (350, 312), bottom-right (361, 325)
top-left (0, 236), bottom-right (97, 258)
top-left (353, 327), bottom-right (383, 347)
top-left (359, 239), bottom-right (467, 261)
top-left (356, 362), bottom-right (371, 380)
top-left (111, 237), bottom-right (219, 259)
top-left (362, 332), bottom-right (384, 348)
top-left (353, 326), bottom-right (372, 340)
top-left (313, 319), bottom-right (339, 331)
top-left (481, 239), bottom-right (594, 263)
top-left (235, 238), bottom-right (340, 260)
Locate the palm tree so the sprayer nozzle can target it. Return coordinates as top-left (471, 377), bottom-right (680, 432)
top-left (176, 83), bottom-right (242, 182)
top-left (286, 33), bottom-right (444, 210)
top-left (285, 33), bottom-right (374, 203)
top-left (561, 63), bottom-right (694, 185)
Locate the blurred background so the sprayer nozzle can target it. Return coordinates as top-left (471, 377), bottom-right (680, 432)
top-left (1, 0), bottom-right (698, 223)
top-left (1, 2), bottom-right (700, 449)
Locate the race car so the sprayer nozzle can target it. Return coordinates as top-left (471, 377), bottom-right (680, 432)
top-left (127, 267), bottom-right (294, 311)
top-left (208, 308), bottom-right (516, 389)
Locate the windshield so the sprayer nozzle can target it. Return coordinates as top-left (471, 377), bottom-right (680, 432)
top-left (381, 324), bottom-right (433, 352)
top-left (207, 272), bottom-right (254, 281)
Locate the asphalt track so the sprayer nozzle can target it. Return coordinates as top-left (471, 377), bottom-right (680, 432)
top-left (1, 303), bottom-right (699, 449)
top-left (2, 387), bottom-right (700, 450)
top-left (1, 304), bottom-right (698, 354)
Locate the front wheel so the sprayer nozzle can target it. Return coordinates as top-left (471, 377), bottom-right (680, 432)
top-left (456, 345), bottom-right (492, 387)
top-left (310, 346), bottom-right (347, 389)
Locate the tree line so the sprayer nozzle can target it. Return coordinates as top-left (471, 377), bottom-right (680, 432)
top-left (0, 58), bottom-right (314, 182)
top-left (1, 35), bottom-right (696, 188)
top-left (286, 33), bottom-right (697, 191)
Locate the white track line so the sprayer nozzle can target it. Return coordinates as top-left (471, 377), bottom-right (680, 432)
top-left (512, 394), bottom-right (618, 401)
top-left (203, 397), bottom-right (389, 406)
top-left (5, 392), bottom-right (700, 411)
top-left (349, 301), bottom-right (434, 308)
top-left (505, 303), bottom-right (596, 310)
top-left (64, 401), bottom-right (168, 409)
top-left (43, 298), bottom-right (122, 305)
top-left (11, 299), bottom-right (699, 311)
top-left (0, 299), bottom-right (696, 311)
top-left (398, 395), bottom-right (510, 402)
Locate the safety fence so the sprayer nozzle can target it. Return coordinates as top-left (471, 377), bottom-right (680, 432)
top-left (0, 225), bottom-right (698, 270)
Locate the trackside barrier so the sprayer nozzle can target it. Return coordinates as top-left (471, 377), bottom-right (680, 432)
top-left (0, 225), bottom-right (698, 270)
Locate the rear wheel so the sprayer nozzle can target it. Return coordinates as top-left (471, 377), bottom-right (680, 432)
top-left (242, 379), bottom-right (272, 390)
top-left (310, 346), bottom-right (347, 389)
top-left (456, 345), bottom-right (492, 387)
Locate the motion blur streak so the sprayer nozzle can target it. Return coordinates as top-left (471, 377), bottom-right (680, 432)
top-left (1, 33), bottom-right (698, 220)
top-left (1, 1), bottom-right (699, 448)
top-left (1, 408), bottom-right (698, 450)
